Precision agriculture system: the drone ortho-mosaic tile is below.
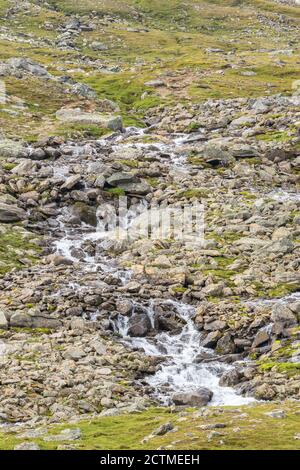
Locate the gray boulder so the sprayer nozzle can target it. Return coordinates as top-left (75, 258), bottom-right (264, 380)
top-left (271, 304), bottom-right (297, 327)
top-left (10, 312), bottom-right (61, 329)
top-left (252, 328), bottom-right (271, 349)
top-left (7, 58), bottom-right (50, 78)
top-left (72, 202), bottom-right (97, 226)
top-left (172, 388), bottom-right (213, 406)
top-left (219, 369), bottom-right (242, 387)
top-left (0, 203), bottom-right (27, 223)
top-left (0, 139), bottom-right (26, 158)
top-left (107, 172), bottom-right (151, 195)
top-left (216, 333), bottom-right (235, 354)
top-left (56, 108), bottom-right (123, 131)
top-left (202, 331), bottom-right (222, 348)
top-left (128, 313), bottom-right (152, 337)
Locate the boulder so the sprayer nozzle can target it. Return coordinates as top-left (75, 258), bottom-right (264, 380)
top-left (128, 313), bottom-right (152, 337)
top-left (0, 139), bottom-right (26, 158)
top-left (231, 145), bottom-right (259, 159)
top-left (216, 333), bottom-right (235, 354)
top-left (90, 41), bottom-right (108, 51)
top-left (152, 422), bottom-right (174, 436)
top-left (204, 320), bottom-right (226, 331)
top-left (63, 348), bottom-right (86, 361)
top-left (201, 283), bottom-right (224, 297)
top-left (0, 203), bottom-right (27, 223)
top-left (252, 328), bottom-right (271, 348)
top-left (202, 331), bottom-right (221, 348)
top-left (56, 108), bottom-right (123, 131)
top-left (72, 202), bottom-right (97, 226)
top-left (154, 312), bottom-right (184, 334)
top-left (219, 369), bottom-right (242, 387)
top-left (260, 238), bottom-right (293, 256)
top-left (7, 58), bottom-right (50, 78)
top-left (145, 266), bottom-right (186, 286)
top-left (271, 304), bottom-right (297, 327)
top-left (11, 160), bottom-right (36, 176)
top-left (30, 148), bottom-right (47, 160)
top-left (265, 410), bottom-right (286, 419)
top-left (172, 387), bottom-right (213, 406)
top-left (61, 175), bottom-right (81, 190)
top-left (254, 384), bottom-right (276, 400)
top-left (106, 172), bottom-right (151, 195)
top-left (10, 312), bottom-right (61, 329)
top-left (116, 299), bottom-right (133, 316)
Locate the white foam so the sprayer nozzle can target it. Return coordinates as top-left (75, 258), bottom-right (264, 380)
top-left (113, 301), bottom-right (255, 406)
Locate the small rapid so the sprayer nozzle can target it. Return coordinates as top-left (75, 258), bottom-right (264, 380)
top-left (51, 127), bottom-right (257, 407)
top-left (111, 301), bottom-right (254, 406)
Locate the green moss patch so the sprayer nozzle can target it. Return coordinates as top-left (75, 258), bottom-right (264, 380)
top-left (0, 225), bottom-right (41, 275)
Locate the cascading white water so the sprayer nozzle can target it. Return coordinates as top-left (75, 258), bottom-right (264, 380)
top-left (52, 127), bottom-right (257, 407)
top-left (112, 301), bottom-right (254, 406)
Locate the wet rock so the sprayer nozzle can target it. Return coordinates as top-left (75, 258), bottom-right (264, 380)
top-left (173, 388), bottom-right (213, 406)
top-left (0, 203), bottom-right (27, 223)
top-left (193, 350), bottom-right (214, 363)
top-left (154, 312), bottom-right (183, 333)
top-left (72, 202), bottom-right (97, 226)
top-left (219, 369), bottom-right (243, 387)
top-left (128, 313), bottom-right (152, 337)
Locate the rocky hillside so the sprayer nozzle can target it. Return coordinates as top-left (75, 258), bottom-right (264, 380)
top-left (0, 0), bottom-right (299, 451)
